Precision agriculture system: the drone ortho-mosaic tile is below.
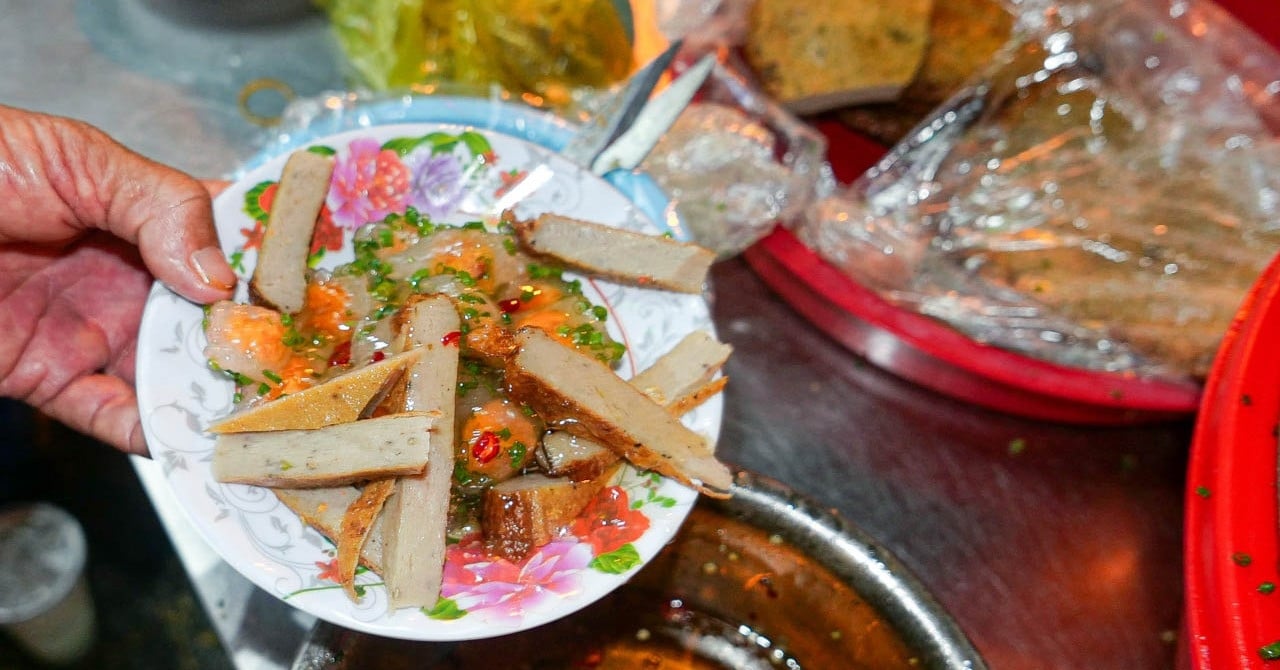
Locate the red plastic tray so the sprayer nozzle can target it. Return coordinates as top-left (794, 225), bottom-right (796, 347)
top-left (1183, 249), bottom-right (1280, 669)
top-left (1183, 4), bottom-right (1280, 666)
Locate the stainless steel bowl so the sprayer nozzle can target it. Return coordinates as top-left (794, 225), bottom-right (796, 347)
top-left (292, 469), bottom-right (986, 669)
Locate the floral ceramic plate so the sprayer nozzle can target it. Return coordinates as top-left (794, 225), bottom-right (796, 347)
top-left (135, 120), bottom-right (721, 641)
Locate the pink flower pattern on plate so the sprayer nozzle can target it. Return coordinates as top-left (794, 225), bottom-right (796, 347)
top-left (406, 152), bottom-right (466, 219)
top-left (442, 537), bottom-right (594, 621)
top-left (326, 138), bottom-right (412, 230)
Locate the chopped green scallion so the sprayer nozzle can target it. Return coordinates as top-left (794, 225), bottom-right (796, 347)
top-left (509, 441), bottom-right (527, 467)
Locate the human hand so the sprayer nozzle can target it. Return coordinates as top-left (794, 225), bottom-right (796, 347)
top-left (0, 105), bottom-right (237, 455)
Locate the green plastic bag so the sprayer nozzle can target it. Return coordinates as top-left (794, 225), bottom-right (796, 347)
top-left (317, 0), bottom-right (635, 106)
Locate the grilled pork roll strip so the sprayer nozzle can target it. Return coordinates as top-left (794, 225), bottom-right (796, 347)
top-left (250, 150), bottom-right (334, 313)
top-left (506, 327), bottom-right (732, 497)
top-left (211, 412), bottom-right (434, 487)
top-left (381, 295), bottom-right (460, 611)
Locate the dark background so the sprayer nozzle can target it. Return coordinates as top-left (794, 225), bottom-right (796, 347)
top-left (0, 399), bottom-right (229, 670)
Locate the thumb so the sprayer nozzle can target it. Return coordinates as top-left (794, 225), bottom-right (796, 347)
top-left (0, 106), bottom-right (238, 304)
top-left (101, 155), bottom-right (239, 305)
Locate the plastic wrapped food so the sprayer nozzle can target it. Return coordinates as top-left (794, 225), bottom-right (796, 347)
top-left (638, 63), bottom-right (830, 257)
top-left (794, 0), bottom-right (1280, 381)
top-left (315, 0), bottom-right (635, 107)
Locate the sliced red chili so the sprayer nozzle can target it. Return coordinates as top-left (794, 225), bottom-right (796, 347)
top-left (327, 341), bottom-right (352, 367)
top-left (371, 350), bottom-right (386, 362)
top-left (471, 431), bottom-right (501, 464)
top-left (497, 298), bottom-right (521, 313)
top-left (441, 330), bottom-right (461, 347)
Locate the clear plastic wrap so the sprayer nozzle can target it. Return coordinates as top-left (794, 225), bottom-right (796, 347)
top-left (786, 0), bottom-right (1280, 381)
top-left (637, 60), bottom-right (831, 257)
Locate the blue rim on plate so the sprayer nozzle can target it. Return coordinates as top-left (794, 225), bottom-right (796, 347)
top-left (246, 94), bottom-right (683, 241)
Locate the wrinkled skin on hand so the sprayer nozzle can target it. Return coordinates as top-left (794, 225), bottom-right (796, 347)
top-left (0, 105), bottom-right (236, 455)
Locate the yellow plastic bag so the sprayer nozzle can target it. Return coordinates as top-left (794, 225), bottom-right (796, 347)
top-left (317, 0), bottom-right (635, 106)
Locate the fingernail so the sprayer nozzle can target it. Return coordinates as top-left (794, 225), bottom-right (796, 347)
top-left (190, 246), bottom-right (237, 291)
top-left (129, 426), bottom-right (151, 458)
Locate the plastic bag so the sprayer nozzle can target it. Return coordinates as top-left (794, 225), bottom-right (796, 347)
top-left (315, 0), bottom-right (635, 108)
top-left (794, 0), bottom-right (1280, 381)
top-left (636, 58), bottom-right (831, 257)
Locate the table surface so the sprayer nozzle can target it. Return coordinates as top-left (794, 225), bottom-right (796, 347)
top-left (1, 1), bottom-right (1195, 668)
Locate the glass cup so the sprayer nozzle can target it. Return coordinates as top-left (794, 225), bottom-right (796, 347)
top-left (0, 503), bottom-right (97, 665)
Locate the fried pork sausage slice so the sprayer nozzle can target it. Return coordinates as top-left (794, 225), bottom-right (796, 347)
top-left (509, 211), bottom-right (715, 294)
top-left (207, 349), bottom-right (421, 434)
top-left (337, 479), bottom-right (396, 601)
top-left (212, 412), bottom-right (434, 488)
top-left (538, 431), bottom-right (620, 482)
top-left (538, 329), bottom-right (731, 477)
top-left (273, 487), bottom-right (387, 574)
top-left (630, 330), bottom-right (732, 421)
top-left (381, 295), bottom-right (459, 611)
top-left (483, 462), bottom-right (623, 561)
top-left (250, 150), bottom-right (334, 313)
